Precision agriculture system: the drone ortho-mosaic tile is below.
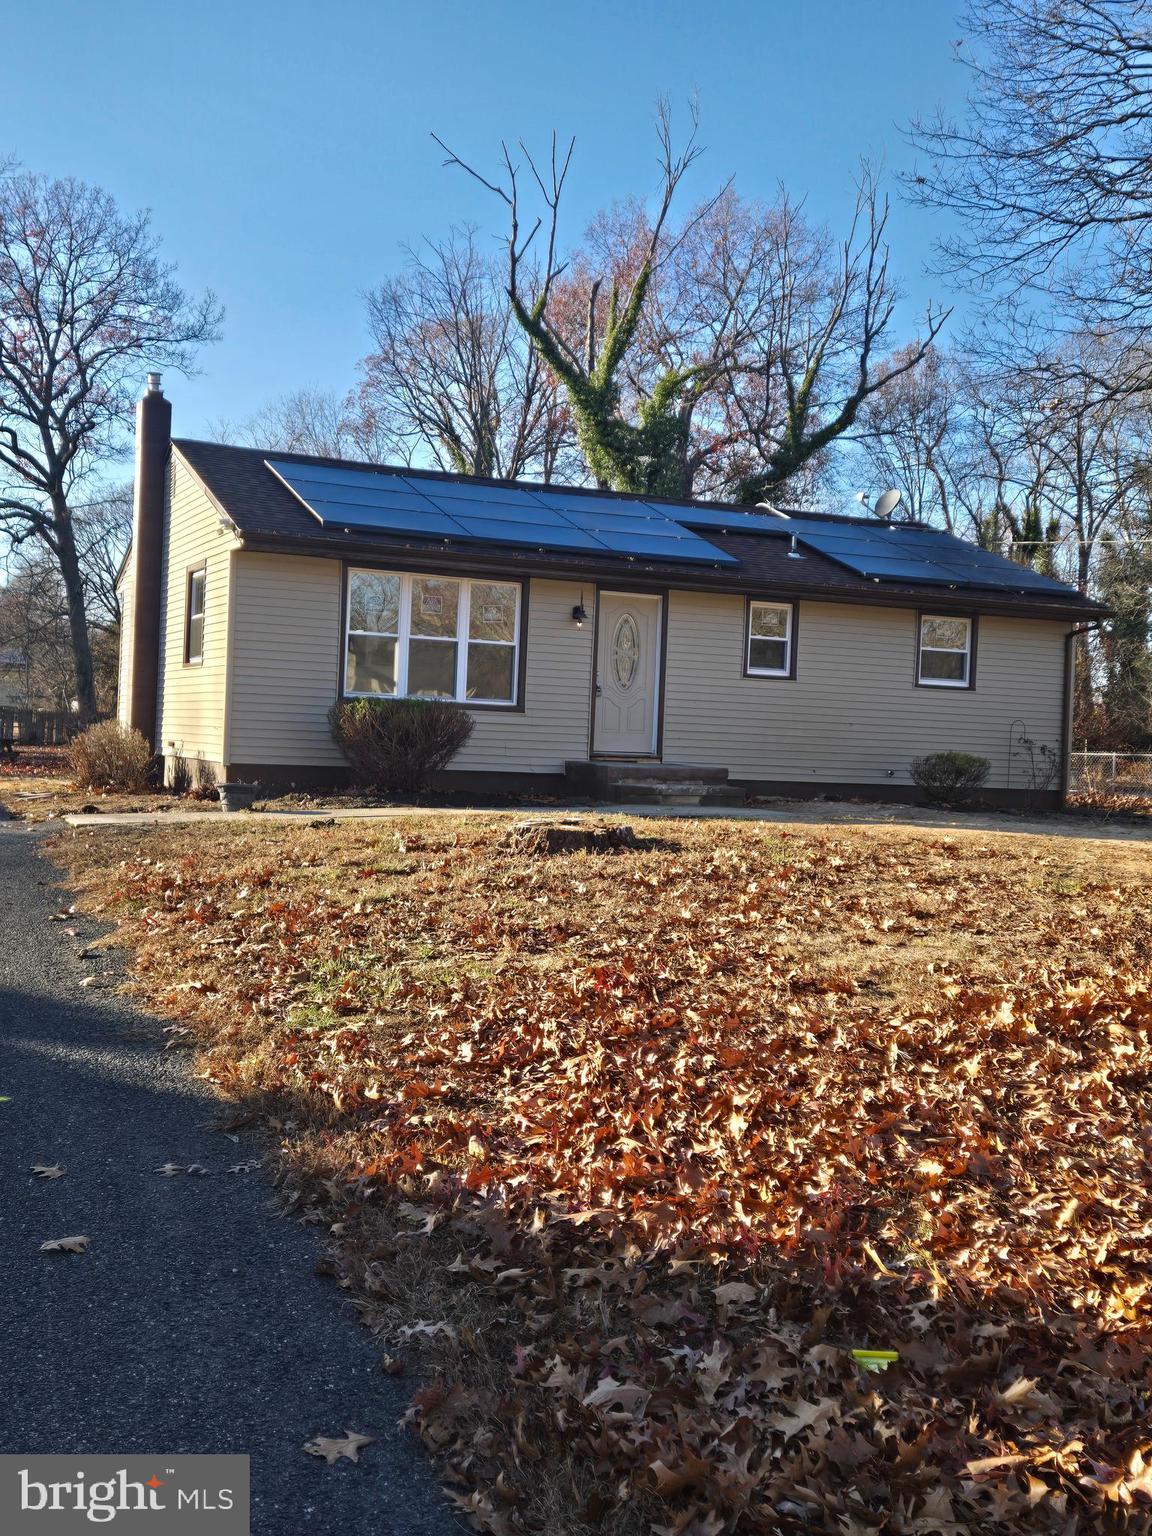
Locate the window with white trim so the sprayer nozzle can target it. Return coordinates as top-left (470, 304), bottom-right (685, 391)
top-left (918, 614), bottom-right (973, 687)
top-left (746, 601), bottom-right (794, 676)
top-left (344, 570), bottom-right (521, 704)
top-left (185, 568), bottom-right (206, 665)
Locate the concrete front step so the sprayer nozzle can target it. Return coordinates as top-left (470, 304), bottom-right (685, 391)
top-left (564, 759), bottom-right (730, 790)
top-left (606, 780), bottom-right (746, 807)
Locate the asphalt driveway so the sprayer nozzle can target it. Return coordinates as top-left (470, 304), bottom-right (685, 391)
top-left (0, 824), bottom-right (459, 1535)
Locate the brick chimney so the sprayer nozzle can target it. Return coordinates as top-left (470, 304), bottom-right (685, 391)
top-left (125, 373), bottom-right (171, 747)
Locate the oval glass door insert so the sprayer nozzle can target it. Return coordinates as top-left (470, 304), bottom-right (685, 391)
top-left (612, 613), bottom-right (639, 689)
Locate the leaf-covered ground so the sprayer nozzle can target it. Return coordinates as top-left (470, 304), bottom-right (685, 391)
top-left (55, 816), bottom-right (1152, 1534)
top-left (0, 747), bottom-right (217, 821)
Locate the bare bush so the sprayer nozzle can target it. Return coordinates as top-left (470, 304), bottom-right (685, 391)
top-left (193, 756), bottom-right (218, 801)
top-left (67, 720), bottom-right (154, 791)
top-left (328, 698), bottom-right (474, 795)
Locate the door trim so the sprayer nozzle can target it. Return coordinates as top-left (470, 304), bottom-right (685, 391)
top-left (589, 587), bottom-right (667, 759)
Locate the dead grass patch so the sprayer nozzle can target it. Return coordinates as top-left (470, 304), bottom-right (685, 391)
top-left (0, 746), bottom-right (213, 822)
top-left (53, 815), bottom-right (1152, 1534)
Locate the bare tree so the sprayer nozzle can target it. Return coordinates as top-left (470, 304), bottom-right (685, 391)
top-left (439, 114), bottom-right (946, 500)
top-left (853, 345), bottom-right (961, 526)
top-left (74, 482), bottom-right (132, 632)
top-left (710, 171), bottom-right (948, 502)
top-left (0, 170), bottom-right (221, 718)
top-left (907, 0), bottom-right (1152, 327)
top-left (359, 229), bottom-right (573, 480)
top-left (207, 387), bottom-right (389, 462)
top-left (855, 328), bottom-right (1152, 599)
top-left (0, 551), bottom-right (83, 710)
top-left (437, 105), bottom-right (723, 496)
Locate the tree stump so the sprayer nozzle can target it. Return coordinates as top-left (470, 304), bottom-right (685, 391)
top-left (500, 818), bottom-right (640, 855)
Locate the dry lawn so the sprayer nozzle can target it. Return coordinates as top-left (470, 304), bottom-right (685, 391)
top-left (0, 746), bottom-right (218, 822)
top-left (53, 814), bottom-right (1152, 1535)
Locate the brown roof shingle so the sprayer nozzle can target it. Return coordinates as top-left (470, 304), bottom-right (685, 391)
top-left (172, 439), bottom-right (1105, 621)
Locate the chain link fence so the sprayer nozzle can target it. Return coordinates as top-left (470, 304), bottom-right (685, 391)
top-left (1068, 752), bottom-right (1152, 797)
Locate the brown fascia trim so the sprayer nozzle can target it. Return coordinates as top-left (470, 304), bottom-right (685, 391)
top-left (231, 533), bottom-right (1103, 624)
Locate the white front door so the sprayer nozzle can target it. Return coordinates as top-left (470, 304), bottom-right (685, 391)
top-left (592, 592), bottom-right (662, 756)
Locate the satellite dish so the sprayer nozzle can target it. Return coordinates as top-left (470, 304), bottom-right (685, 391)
top-left (873, 489), bottom-right (902, 520)
top-left (854, 491), bottom-right (868, 505)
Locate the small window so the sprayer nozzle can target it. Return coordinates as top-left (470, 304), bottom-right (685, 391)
top-left (185, 568), bottom-right (206, 665)
top-left (918, 614), bottom-right (973, 687)
top-left (746, 601), bottom-right (794, 677)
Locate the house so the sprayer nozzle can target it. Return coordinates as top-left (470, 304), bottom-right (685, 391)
top-left (0, 651), bottom-right (29, 709)
top-left (117, 376), bottom-right (1104, 807)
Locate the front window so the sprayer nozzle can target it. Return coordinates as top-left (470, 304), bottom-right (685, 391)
top-left (746, 601), bottom-right (794, 676)
top-left (918, 614), bottom-right (973, 687)
top-left (185, 568), bottom-right (205, 665)
top-left (344, 569), bottom-right (520, 704)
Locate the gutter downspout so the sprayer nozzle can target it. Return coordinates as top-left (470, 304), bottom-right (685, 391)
top-left (1060, 621), bottom-right (1102, 806)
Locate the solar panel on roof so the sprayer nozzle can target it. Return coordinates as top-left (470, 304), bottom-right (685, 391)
top-left (264, 460), bottom-right (738, 565)
top-left (567, 510), bottom-right (689, 535)
top-left (285, 480), bottom-right (443, 514)
top-left (595, 531), bottom-right (705, 557)
top-left (422, 496), bottom-right (555, 526)
top-left (265, 459), bottom-right (1076, 591)
top-left (764, 518), bottom-right (1075, 594)
top-left (451, 516), bottom-right (604, 551)
top-left (402, 476), bottom-right (549, 508)
top-left (292, 498), bottom-right (462, 538)
top-left (676, 506), bottom-right (785, 533)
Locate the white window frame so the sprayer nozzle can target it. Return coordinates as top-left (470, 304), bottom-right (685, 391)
top-left (184, 567), bottom-right (206, 666)
top-left (745, 600), bottom-right (794, 678)
top-left (344, 568), bottom-right (522, 706)
top-left (918, 613), bottom-right (973, 688)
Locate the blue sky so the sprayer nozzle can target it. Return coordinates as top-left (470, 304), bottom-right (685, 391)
top-left (0, 0), bottom-right (969, 445)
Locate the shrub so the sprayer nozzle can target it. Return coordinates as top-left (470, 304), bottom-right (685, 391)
top-left (910, 750), bottom-right (991, 805)
top-left (192, 756), bottom-right (218, 801)
top-left (168, 749), bottom-right (192, 795)
top-left (328, 697), bottom-right (474, 794)
top-left (67, 720), bottom-right (154, 792)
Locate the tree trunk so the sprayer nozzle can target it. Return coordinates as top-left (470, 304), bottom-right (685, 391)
top-left (52, 498), bottom-right (98, 723)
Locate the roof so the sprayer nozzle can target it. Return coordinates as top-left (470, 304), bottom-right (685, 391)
top-left (172, 439), bottom-right (1107, 621)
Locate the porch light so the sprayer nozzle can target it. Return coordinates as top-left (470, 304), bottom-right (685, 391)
top-left (572, 600), bottom-right (587, 627)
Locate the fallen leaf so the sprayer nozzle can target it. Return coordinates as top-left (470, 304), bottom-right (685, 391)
top-left (303, 1430), bottom-right (376, 1465)
top-left (31, 1164), bottom-right (67, 1179)
top-left (996, 1375), bottom-right (1040, 1405)
top-left (40, 1235), bottom-right (89, 1253)
top-left (713, 1281), bottom-right (758, 1306)
top-left (583, 1376), bottom-right (650, 1414)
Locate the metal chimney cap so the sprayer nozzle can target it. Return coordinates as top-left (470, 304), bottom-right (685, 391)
top-left (145, 372), bottom-right (163, 394)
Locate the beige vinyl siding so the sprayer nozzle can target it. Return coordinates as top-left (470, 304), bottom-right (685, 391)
top-left (115, 556), bottom-right (134, 726)
top-left (228, 553), bottom-right (345, 768)
top-left (156, 454), bottom-right (235, 764)
top-left (661, 592), bottom-right (1067, 788)
top-left (219, 547), bottom-right (1067, 784)
top-left (226, 562), bottom-right (593, 773)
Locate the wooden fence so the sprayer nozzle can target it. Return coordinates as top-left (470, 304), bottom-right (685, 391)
top-left (0, 707), bottom-right (84, 747)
